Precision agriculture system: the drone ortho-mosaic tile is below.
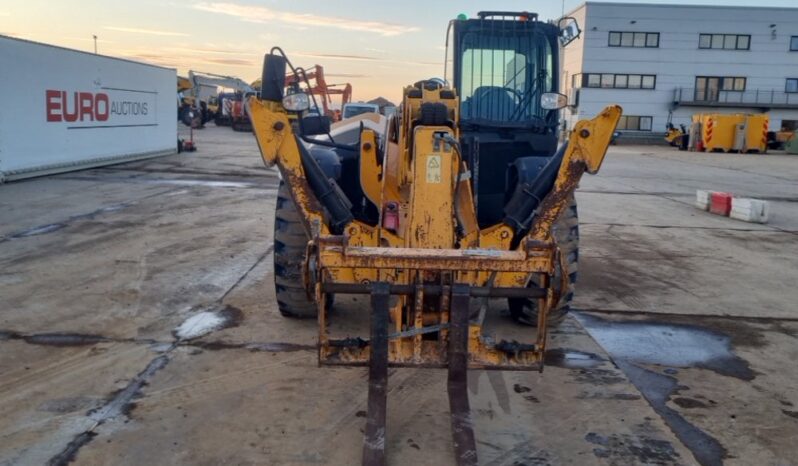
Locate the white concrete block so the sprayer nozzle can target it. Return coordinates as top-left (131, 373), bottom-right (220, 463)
top-left (730, 198), bottom-right (769, 223)
top-left (695, 190), bottom-right (711, 211)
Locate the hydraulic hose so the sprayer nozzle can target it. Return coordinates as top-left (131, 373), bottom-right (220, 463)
top-left (502, 141), bottom-right (567, 233)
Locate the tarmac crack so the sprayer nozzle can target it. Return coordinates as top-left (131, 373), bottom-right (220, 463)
top-left (0, 187), bottom-right (182, 243)
top-left (577, 308), bottom-right (798, 323)
top-left (635, 151), bottom-right (798, 184)
top-left (79, 166), bottom-right (279, 179)
top-left (0, 328), bottom-right (318, 354)
top-left (0, 330), bottom-right (158, 347)
top-left (46, 350), bottom-right (174, 466)
top-left (219, 244), bottom-right (274, 302)
top-left (657, 193), bottom-right (798, 236)
top-left (579, 189), bottom-right (798, 203)
top-left (580, 222), bottom-right (783, 232)
top-left (21, 243), bottom-right (278, 464)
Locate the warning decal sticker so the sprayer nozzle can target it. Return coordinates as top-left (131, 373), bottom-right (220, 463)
top-left (426, 155), bottom-right (441, 183)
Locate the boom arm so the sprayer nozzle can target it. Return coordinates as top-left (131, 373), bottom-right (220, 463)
top-left (187, 70), bottom-right (254, 101)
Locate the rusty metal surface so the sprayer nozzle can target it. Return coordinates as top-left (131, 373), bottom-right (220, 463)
top-left (321, 282), bottom-right (546, 299)
top-left (448, 284), bottom-right (478, 466)
top-left (250, 81), bottom-right (622, 464)
top-left (362, 283), bottom-right (389, 466)
top-left (318, 244), bottom-right (552, 272)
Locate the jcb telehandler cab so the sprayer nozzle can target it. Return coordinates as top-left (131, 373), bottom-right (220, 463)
top-left (249, 11), bottom-right (620, 465)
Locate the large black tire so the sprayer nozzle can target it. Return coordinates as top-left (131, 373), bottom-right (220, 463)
top-left (180, 106), bottom-right (193, 127)
top-left (274, 180), bottom-right (318, 318)
top-left (508, 195), bottom-right (579, 327)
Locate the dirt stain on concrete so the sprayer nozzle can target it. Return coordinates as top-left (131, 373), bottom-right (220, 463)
top-left (585, 430), bottom-right (681, 465)
top-left (618, 362), bottom-right (726, 466)
top-left (672, 397), bottom-right (710, 409)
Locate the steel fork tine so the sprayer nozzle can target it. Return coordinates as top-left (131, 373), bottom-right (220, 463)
top-left (448, 284), bottom-right (478, 466)
top-left (362, 282), bottom-right (390, 466)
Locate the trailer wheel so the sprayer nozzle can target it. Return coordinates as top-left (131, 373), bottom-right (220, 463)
top-left (508, 195), bottom-right (578, 327)
top-left (274, 180), bottom-right (325, 318)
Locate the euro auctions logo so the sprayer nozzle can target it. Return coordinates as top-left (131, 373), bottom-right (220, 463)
top-left (46, 90), bottom-right (111, 122)
top-left (45, 89), bottom-right (155, 128)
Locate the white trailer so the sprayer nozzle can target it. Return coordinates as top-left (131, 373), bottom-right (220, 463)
top-left (0, 35), bottom-right (177, 182)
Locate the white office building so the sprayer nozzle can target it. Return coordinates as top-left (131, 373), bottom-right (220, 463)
top-left (561, 2), bottom-right (798, 141)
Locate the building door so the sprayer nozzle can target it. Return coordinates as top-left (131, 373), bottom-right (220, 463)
top-left (696, 77), bottom-right (720, 101)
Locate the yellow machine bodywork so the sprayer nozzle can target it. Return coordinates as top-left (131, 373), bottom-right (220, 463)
top-left (665, 126), bottom-right (684, 146)
top-left (694, 112), bottom-right (768, 153)
top-left (250, 86), bottom-right (621, 370)
top-left (177, 76), bottom-right (194, 107)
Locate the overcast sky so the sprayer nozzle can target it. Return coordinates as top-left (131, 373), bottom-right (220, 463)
top-left (2, 0), bottom-right (796, 103)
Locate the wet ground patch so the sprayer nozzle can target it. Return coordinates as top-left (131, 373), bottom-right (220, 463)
top-left (574, 311), bottom-right (768, 466)
top-left (172, 305), bottom-right (243, 340)
top-left (0, 331), bottom-right (111, 347)
top-left (544, 348), bottom-right (605, 369)
top-left (575, 312), bottom-right (755, 380)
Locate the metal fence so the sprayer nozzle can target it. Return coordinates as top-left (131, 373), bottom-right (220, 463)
top-left (673, 88), bottom-right (798, 108)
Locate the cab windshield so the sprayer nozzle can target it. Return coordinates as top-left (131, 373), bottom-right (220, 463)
top-left (458, 29), bottom-right (553, 123)
top-left (343, 104), bottom-right (378, 119)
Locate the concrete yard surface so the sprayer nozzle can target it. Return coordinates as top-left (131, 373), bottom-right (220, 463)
top-left (1, 126), bottom-right (797, 465)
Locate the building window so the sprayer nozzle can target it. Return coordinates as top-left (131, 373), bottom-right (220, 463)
top-left (582, 73), bottom-right (656, 89)
top-left (787, 79), bottom-right (798, 93)
top-left (791, 36), bottom-right (798, 51)
top-left (617, 116), bottom-right (653, 131)
top-left (609, 31), bottom-right (659, 48)
top-left (699, 34), bottom-right (750, 50)
top-left (695, 76), bottom-right (746, 101)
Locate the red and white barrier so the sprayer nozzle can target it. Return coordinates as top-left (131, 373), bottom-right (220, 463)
top-left (731, 198), bottom-right (770, 223)
top-left (695, 190), bottom-right (711, 210)
top-left (696, 190), bottom-right (769, 224)
top-left (709, 192), bottom-right (733, 216)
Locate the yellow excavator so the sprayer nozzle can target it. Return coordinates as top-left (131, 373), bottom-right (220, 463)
top-left (249, 11), bottom-right (621, 465)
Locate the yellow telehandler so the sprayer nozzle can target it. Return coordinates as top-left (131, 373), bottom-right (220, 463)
top-left (249, 11), bottom-right (621, 465)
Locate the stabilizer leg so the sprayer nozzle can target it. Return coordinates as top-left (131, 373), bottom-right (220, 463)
top-left (448, 284), bottom-right (478, 466)
top-left (362, 282), bottom-right (390, 466)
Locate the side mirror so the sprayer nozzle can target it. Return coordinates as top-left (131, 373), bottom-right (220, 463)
top-left (300, 115), bottom-right (331, 136)
top-left (558, 17), bottom-right (581, 46)
top-left (261, 52), bottom-right (287, 102)
top-left (541, 92), bottom-right (568, 110)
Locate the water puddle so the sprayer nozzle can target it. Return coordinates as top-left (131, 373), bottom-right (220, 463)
top-left (544, 348), bottom-right (605, 369)
top-left (575, 313), bottom-right (754, 380)
top-left (142, 178), bottom-right (258, 189)
top-left (173, 305), bottom-right (243, 340)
